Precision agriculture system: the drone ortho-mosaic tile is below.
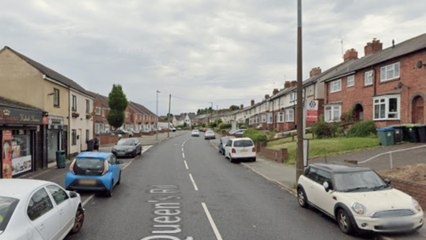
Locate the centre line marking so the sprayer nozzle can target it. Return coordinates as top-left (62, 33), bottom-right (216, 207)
top-left (202, 202), bottom-right (223, 240)
top-left (188, 173), bottom-right (198, 191)
top-left (182, 152), bottom-right (185, 159)
top-left (184, 160), bottom-right (189, 170)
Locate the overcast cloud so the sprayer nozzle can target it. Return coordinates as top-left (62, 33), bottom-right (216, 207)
top-left (1, 0), bottom-right (425, 115)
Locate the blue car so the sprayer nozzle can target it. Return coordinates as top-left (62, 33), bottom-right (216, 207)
top-left (65, 152), bottom-right (121, 197)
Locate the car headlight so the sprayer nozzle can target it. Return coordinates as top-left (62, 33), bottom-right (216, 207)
top-left (351, 202), bottom-right (366, 215)
top-left (412, 198), bottom-right (422, 212)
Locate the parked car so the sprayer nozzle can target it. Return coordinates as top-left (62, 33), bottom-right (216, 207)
top-left (297, 163), bottom-right (424, 235)
top-left (218, 136), bottom-right (235, 155)
top-left (231, 129), bottom-right (246, 137)
top-left (224, 137), bottom-right (256, 163)
top-left (204, 129), bottom-right (216, 140)
top-left (191, 129), bottom-right (200, 137)
top-left (65, 152), bottom-right (122, 197)
top-left (111, 137), bottom-right (142, 158)
top-left (0, 179), bottom-right (84, 240)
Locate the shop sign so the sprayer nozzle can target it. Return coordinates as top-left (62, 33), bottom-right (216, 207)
top-left (48, 115), bottom-right (64, 129)
top-left (0, 107), bottom-right (42, 125)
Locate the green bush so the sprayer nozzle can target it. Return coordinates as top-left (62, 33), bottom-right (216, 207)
top-left (219, 123), bottom-right (232, 129)
top-left (312, 121), bottom-right (338, 139)
top-left (243, 128), bottom-right (267, 143)
top-left (347, 120), bottom-right (376, 137)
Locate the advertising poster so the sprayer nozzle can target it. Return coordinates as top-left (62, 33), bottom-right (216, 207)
top-left (2, 130), bottom-right (32, 178)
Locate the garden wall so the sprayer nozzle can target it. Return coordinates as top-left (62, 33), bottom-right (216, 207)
top-left (256, 142), bottom-right (288, 162)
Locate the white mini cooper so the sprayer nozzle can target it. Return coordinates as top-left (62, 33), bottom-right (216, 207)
top-left (297, 163), bottom-right (423, 235)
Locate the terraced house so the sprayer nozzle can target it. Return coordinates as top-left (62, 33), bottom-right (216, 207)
top-left (0, 46), bottom-right (94, 177)
top-left (323, 33), bottom-right (426, 127)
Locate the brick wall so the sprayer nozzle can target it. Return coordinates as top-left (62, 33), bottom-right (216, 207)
top-left (256, 142), bottom-right (288, 162)
top-left (387, 177), bottom-right (426, 209)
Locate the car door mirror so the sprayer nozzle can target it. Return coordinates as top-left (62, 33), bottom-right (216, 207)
top-left (323, 181), bottom-right (330, 192)
top-left (384, 179), bottom-right (391, 186)
top-left (69, 191), bottom-right (78, 198)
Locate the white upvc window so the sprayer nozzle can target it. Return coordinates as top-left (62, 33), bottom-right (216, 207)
top-left (289, 92), bottom-right (296, 102)
top-left (346, 75), bottom-right (355, 88)
top-left (364, 70), bottom-right (374, 86)
top-left (373, 95), bottom-right (400, 120)
top-left (285, 108), bottom-right (294, 122)
top-left (267, 113), bottom-right (273, 124)
top-left (380, 62), bottom-right (400, 82)
top-left (325, 105), bottom-right (341, 122)
top-left (276, 112), bottom-right (284, 123)
top-left (261, 114), bottom-right (267, 123)
top-left (95, 107), bottom-right (101, 115)
top-left (330, 79), bottom-right (342, 93)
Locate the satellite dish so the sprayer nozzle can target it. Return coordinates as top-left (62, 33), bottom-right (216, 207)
top-left (416, 61), bottom-right (424, 69)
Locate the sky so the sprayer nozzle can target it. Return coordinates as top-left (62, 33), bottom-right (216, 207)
top-left (1, 0), bottom-right (426, 115)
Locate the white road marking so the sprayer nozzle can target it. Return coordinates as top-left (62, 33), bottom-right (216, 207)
top-left (188, 173), bottom-right (198, 191)
top-left (182, 152), bottom-right (185, 159)
top-left (82, 194), bottom-right (95, 207)
top-left (184, 160), bottom-right (189, 170)
top-left (201, 202), bottom-right (223, 240)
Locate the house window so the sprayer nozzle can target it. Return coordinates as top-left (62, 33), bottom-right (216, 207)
top-left (330, 79), bottom-right (342, 93)
top-left (289, 92), bottom-right (296, 102)
top-left (285, 109), bottom-right (294, 122)
top-left (86, 100), bottom-right (90, 114)
top-left (72, 129), bottom-right (77, 145)
top-left (346, 75), bottom-right (355, 88)
top-left (72, 95), bottom-right (77, 112)
top-left (276, 112), bottom-right (284, 123)
top-left (267, 113), bottom-right (273, 124)
top-left (261, 114), bottom-right (267, 123)
top-left (364, 70), bottom-right (374, 86)
top-left (325, 105), bottom-right (341, 122)
top-left (53, 88), bottom-right (60, 107)
top-left (95, 107), bottom-right (101, 115)
top-left (373, 95), bottom-right (400, 120)
top-left (380, 62), bottom-right (400, 82)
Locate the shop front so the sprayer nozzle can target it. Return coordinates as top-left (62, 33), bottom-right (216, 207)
top-left (0, 99), bottom-right (45, 178)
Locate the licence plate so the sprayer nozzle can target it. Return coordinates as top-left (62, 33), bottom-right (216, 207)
top-left (79, 179), bottom-right (96, 185)
top-left (240, 149), bottom-right (248, 152)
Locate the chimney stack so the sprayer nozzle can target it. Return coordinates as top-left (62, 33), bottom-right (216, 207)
top-left (343, 48), bottom-right (358, 62)
top-left (240, 104), bottom-right (244, 109)
top-left (251, 100), bottom-right (255, 106)
top-left (364, 38), bottom-right (382, 56)
top-left (265, 94), bottom-right (270, 100)
top-left (309, 67), bottom-right (322, 77)
top-left (290, 81), bottom-right (297, 87)
top-left (272, 88), bottom-right (279, 95)
top-left (284, 81), bottom-right (291, 89)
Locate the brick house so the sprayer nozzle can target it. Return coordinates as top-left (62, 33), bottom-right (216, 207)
top-left (323, 33), bottom-right (426, 128)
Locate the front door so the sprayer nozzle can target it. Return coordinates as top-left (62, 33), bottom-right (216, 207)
top-left (412, 96), bottom-right (424, 124)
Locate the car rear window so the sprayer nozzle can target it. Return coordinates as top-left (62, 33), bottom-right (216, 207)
top-left (0, 196), bottom-right (19, 231)
top-left (234, 140), bottom-right (253, 147)
top-left (117, 139), bottom-right (136, 145)
top-left (73, 158), bottom-right (105, 175)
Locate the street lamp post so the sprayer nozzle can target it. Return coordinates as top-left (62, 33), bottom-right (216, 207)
top-left (156, 90), bottom-right (160, 141)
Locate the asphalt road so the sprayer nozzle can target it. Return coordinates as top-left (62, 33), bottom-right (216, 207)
top-left (63, 133), bottom-right (367, 240)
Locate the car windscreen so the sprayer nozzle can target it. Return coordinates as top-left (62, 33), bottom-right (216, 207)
top-left (0, 196), bottom-right (19, 232)
top-left (333, 170), bottom-right (386, 192)
top-left (233, 140), bottom-right (253, 147)
top-left (117, 139), bottom-right (136, 146)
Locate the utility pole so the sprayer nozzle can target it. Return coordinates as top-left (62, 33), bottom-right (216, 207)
top-left (167, 94), bottom-right (171, 138)
top-left (156, 90), bottom-right (160, 141)
top-left (296, 0), bottom-right (304, 181)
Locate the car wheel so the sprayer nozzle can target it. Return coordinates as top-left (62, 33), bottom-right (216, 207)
top-left (70, 205), bottom-right (85, 234)
top-left (337, 208), bottom-right (355, 234)
top-left (117, 172), bottom-right (121, 185)
top-left (297, 187), bottom-right (308, 208)
top-left (105, 180), bottom-right (114, 197)
top-left (251, 157), bottom-right (256, 162)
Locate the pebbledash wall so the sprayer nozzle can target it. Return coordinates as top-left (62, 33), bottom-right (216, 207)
top-left (387, 178), bottom-right (426, 209)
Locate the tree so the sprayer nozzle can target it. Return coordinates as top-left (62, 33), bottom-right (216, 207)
top-left (107, 84), bottom-right (128, 130)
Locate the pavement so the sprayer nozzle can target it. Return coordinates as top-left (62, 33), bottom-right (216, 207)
top-left (19, 130), bottom-right (426, 239)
